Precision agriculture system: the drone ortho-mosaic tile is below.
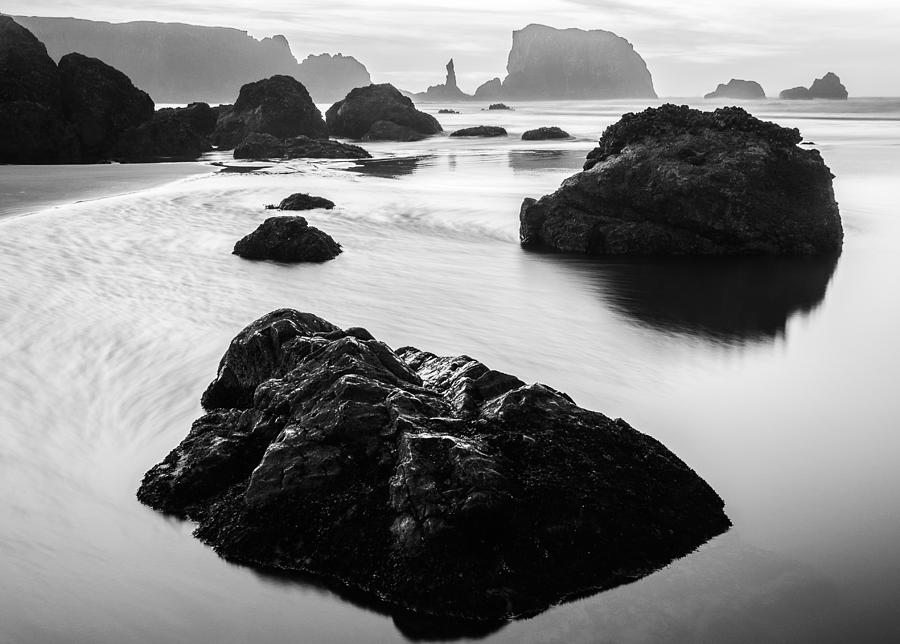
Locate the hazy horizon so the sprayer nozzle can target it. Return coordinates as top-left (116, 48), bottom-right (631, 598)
top-left (6, 0), bottom-right (900, 97)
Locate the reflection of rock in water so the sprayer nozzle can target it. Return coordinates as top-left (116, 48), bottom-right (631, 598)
top-left (346, 155), bottom-right (425, 178)
top-left (507, 149), bottom-right (586, 174)
top-left (551, 255), bottom-right (839, 344)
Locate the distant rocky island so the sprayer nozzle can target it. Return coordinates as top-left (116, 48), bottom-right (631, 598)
top-left (780, 72), bottom-right (848, 100)
top-left (12, 15), bottom-right (371, 103)
top-left (704, 79), bottom-right (766, 100)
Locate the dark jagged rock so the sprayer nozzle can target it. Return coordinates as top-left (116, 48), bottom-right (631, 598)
top-left (266, 193), bottom-right (335, 211)
top-left (213, 75), bottom-right (327, 149)
top-left (474, 77), bottom-right (502, 100)
top-left (232, 132), bottom-right (370, 160)
top-left (138, 309), bottom-right (730, 621)
top-left (415, 59), bottom-right (472, 102)
top-left (58, 52), bottom-right (154, 160)
top-left (361, 120), bottom-right (429, 142)
top-left (522, 126), bottom-right (571, 140)
top-left (325, 83), bottom-right (442, 140)
top-left (704, 79), bottom-right (765, 99)
top-left (809, 72), bottom-right (848, 100)
top-left (487, 103), bottom-right (512, 110)
top-left (450, 126), bottom-right (508, 138)
top-left (779, 86), bottom-right (812, 100)
top-left (232, 217), bottom-right (341, 262)
top-left (438, 109), bottom-right (459, 114)
top-left (111, 102), bottom-right (216, 161)
top-left (0, 16), bottom-right (79, 163)
top-left (520, 104), bottom-right (843, 256)
top-left (500, 24), bottom-right (656, 100)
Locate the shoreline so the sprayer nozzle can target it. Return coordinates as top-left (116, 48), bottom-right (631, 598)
top-left (0, 161), bottom-right (212, 221)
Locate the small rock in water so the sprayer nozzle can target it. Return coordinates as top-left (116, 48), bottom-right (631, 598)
top-left (486, 103), bottom-right (512, 110)
top-left (437, 109), bottom-right (459, 114)
top-left (521, 126), bottom-right (571, 140)
top-left (265, 193), bottom-right (335, 211)
top-left (232, 217), bottom-right (341, 262)
top-left (138, 309), bottom-right (730, 621)
top-left (450, 125), bottom-right (508, 137)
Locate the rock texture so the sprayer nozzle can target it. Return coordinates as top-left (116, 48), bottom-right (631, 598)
top-left (520, 104), bottom-right (843, 256)
top-left (232, 217), bottom-right (341, 262)
top-left (138, 309), bottom-right (730, 621)
top-left (522, 126), bottom-right (570, 140)
top-left (809, 72), bottom-right (848, 100)
top-left (266, 193), bottom-right (335, 211)
top-left (0, 15), bottom-right (79, 163)
top-left (415, 59), bottom-right (472, 102)
top-left (474, 78), bottom-right (502, 100)
top-left (361, 120), bottom-right (430, 142)
top-left (500, 24), bottom-right (656, 100)
top-left (704, 79), bottom-right (765, 100)
top-left (14, 16), bottom-right (372, 104)
top-left (326, 84), bottom-right (442, 140)
top-left (233, 133), bottom-right (370, 160)
top-left (213, 75), bottom-right (327, 149)
top-left (450, 126), bottom-right (508, 137)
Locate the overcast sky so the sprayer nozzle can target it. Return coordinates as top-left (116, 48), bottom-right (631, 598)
top-left (7, 0), bottom-right (900, 96)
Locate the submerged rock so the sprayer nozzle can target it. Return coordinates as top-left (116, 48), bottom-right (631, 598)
top-left (520, 104), bottom-right (843, 256)
top-left (266, 193), bottom-right (335, 211)
top-left (704, 79), bottom-right (765, 99)
top-left (232, 217), bottom-right (341, 262)
top-left (214, 75), bottom-right (327, 149)
top-left (809, 72), bottom-right (848, 100)
top-left (450, 125), bottom-right (507, 137)
top-left (325, 83), bottom-right (442, 140)
top-left (138, 309), bottom-right (730, 621)
top-left (522, 126), bottom-right (571, 140)
top-left (233, 133), bottom-right (370, 160)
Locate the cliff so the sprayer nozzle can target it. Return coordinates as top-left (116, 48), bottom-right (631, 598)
top-left (12, 16), bottom-right (371, 104)
top-left (500, 24), bottom-right (656, 100)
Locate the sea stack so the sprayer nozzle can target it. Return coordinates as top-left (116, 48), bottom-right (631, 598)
top-left (499, 24), bottom-right (656, 99)
top-left (325, 83), bottom-right (442, 140)
top-left (780, 72), bottom-right (848, 100)
top-left (138, 309), bottom-right (730, 621)
top-left (416, 58), bottom-right (472, 101)
top-left (520, 104), bottom-right (843, 256)
top-left (704, 79), bottom-right (766, 99)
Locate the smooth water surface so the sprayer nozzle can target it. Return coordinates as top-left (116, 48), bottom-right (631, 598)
top-left (1, 98), bottom-right (899, 643)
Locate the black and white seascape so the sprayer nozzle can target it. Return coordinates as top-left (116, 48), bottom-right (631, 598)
top-left (1, 2), bottom-right (899, 643)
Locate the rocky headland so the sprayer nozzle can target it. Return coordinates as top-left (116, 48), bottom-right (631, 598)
top-left (138, 309), bottom-right (730, 621)
top-left (520, 104), bottom-right (843, 256)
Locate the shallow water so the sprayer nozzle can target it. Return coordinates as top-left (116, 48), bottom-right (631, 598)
top-left (1, 98), bottom-right (899, 643)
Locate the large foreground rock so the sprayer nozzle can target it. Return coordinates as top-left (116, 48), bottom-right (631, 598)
top-left (500, 24), bottom-right (656, 99)
top-left (325, 84), bottom-right (442, 139)
top-left (520, 104), bottom-right (843, 256)
top-left (233, 217), bottom-right (341, 262)
top-left (214, 75), bottom-right (327, 148)
top-left (233, 133), bottom-right (370, 160)
top-left (138, 309), bottom-right (730, 621)
top-left (704, 79), bottom-right (765, 99)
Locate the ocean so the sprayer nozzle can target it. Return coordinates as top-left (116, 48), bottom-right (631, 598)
top-left (1, 98), bottom-right (898, 643)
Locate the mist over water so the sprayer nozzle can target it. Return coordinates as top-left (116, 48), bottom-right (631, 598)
top-left (1, 98), bottom-right (899, 643)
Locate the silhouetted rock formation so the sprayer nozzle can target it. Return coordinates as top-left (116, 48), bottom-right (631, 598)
top-left (415, 59), bottom-right (472, 101)
top-left (499, 24), bottom-right (656, 100)
top-left (111, 102), bottom-right (216, 161)
top-left (13, 16), bottom-right (372, 103)
top-left (213, 75), bottom-right (326, 149)
top-left (362, 120), bottom-right (430, 142)
top-left (809, 72), bottom-right (848, 100)
top-left (779, 86), bottom-right (812, 100)
top-left (438, 109), bottom-right (459, 114)
top-left (704, 79), bottom-right (765, 99)
top-left (450, 126), bottom-right (508, 137)
top-left (325, 84), bottom-right (442, 140)
top-left (266, 193), bottom-right (335, 211)
top-left (233, 217), bottom-right (341, 262)
top-left (474, 77), bottom-right (502, 100)
top-left (487, 103), bottom-right (512, 110)
top-left (58, 52), bottom-right (154, 160)
top-left (138, 309), bottom-right (729, 620)
top-left (233, 133), bottom-right (370, 160)
top-left (522, 126), bottom-right (571, 140)
top-left (0, 15), bottom-right (79, 163)
top-left (520, 104), bottom-right (843, 256)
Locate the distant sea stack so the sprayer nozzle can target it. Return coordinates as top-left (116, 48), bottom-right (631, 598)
top-left (780, 73), bottom-right (848, 100)
top-left (12, 16), bottom-right (371, 103)
top-left (415, 59), bottom-right (472, 101)
top-left (499, 24), bottom-right (656, 100)
top-left (704, 79), bottom-right (766, 99)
